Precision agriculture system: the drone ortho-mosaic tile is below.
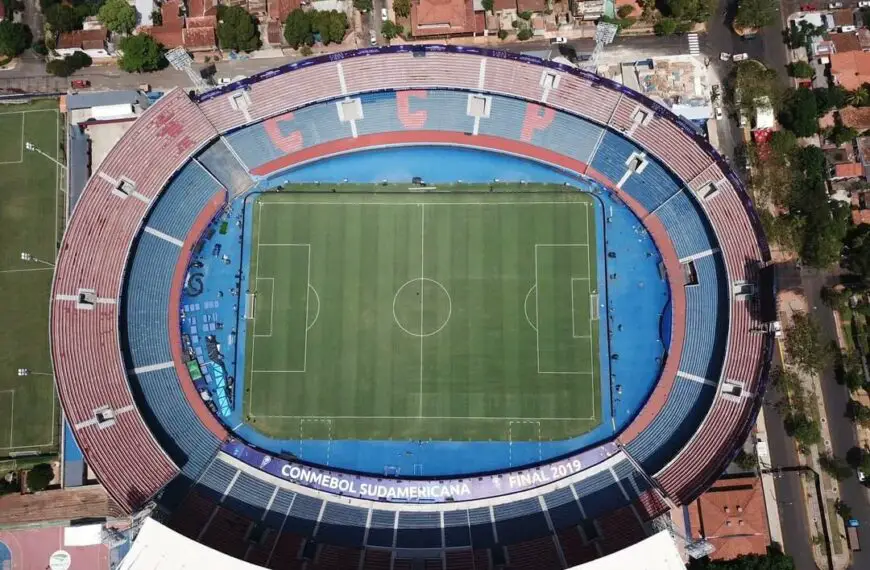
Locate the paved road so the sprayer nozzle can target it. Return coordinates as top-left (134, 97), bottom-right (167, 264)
top-left (802, 267), bottom-right (870, 570)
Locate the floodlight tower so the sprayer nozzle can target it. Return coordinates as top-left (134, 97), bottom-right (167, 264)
top-left (582, 22), bottom-right (619, 73)
top-left (165, 47), bottom-right (209, 93)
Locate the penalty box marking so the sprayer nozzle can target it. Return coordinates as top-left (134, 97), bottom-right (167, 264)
top-left (252, 242), bottom-right (311, 373)
top-left (535, 244), bottom-right (594, 375)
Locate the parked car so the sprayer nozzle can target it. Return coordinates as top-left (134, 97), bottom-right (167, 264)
top-left (720, 52), bottom-right (731, 61)
top-left (217, 77), bottom-right (232, 85)
top-left (370, 30), bottom-right (377, 45)
top-left (550, 37), bottom-right (568, 44)
top-left (715, 107), bottom-right (724, 120)
top-left (381, 7), bottom-right (388, 20)
top-left (859, 469), bottom-right (867, 482)
top-left (733, 53), bottom-right (749, 61)
top-left (70, 79), bottom-right (90, 89)
top-left (860, 0), bottom-right (870, 7)
top-left (829, 2), bottom-right (843, 8)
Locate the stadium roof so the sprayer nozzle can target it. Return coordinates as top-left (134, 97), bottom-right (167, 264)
top-left (119, 519), bottom-right (683, 569)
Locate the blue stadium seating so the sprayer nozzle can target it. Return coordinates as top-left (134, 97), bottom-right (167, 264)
top-left (619, 155), bottom-right (683, 213)
top-left (444, 510), bottom-right (472, 547)
top-left (264, 488), bottom-right (297, 528)
top-left (654, 192), bottom-right (717, 260)
top-left (542, 487), bottom-right (583, 530)
top-left (197, 139), bottom-right (254, 195)
top-left (146, 161), bottom-right (225, 240)
top-left (129, 368), bottom-right (221, 480)
top-left (316, 503), bottom-right (368, 546)
top-left (574, 470), bottom-right (625, 520)
top-left (589, 131), bottom-right (636, 185)
top-left (612, 460), bottom-right (648, 501)
top-left (224, 471), bottom-right (275, 521)
top-left (468, 507), bottom-right (496, 548)
top-left (481, 96), bottom-right (604, 165)
top-left (197, 458), bottom-right (238, 502)
top-left (357, 91), bottom-right (473, 135)
top-left (367, 510), bottom-right (396, 547)
top-left (493, 497), bottom-right (548, 544)
top-left (680, 254), bottom-right (729, 380)
top-left (396, 511), bottom-right (442, 549)
top-left (225, 104), bottom-right (351, 170)
top-left (624, 377), bottom-right (716, 474)
top-left (125, 232), bottom-right (177, 369)
top-left (285, 493), bottom-right (323, 535)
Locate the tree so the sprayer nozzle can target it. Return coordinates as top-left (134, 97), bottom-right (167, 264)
top-left (733, 450), bottom-right (758, 471)
top-left (217, 5), bottom-right (261, 52)
top-left (784, 311), bottom-right (832, 374)
top-left (617, 4), bottom-right (635, 17)
top-left (517, 28), bottom-right (532, 41)
top-left (497, 29), bottom-right (508, 40)
top-left (46, 58), bottom-right (73, 76)
top-left (687, 545), bottom-right (796, 569)
top-left (779, 87), bottom-right (819, 137)
top-left (788, 61), bottom-right (814, 79)
top-left (299, 44), bottom-right (312, 56)
top-left (26, 463), bottom-right (53, 492)
top-left (819, 453), bottom-right (854, 481)
top-left (45, 3), bottom-right (84, 33)
top-left (814, 86), bottom-right (848, 115)
top-left (654, 17), bottom-right (679, 36)
top-left (310, 10), bottom-right (347, 45)
top-left (284, 9), bottom-right (313, 49)
top-left (381, 20), bottom-right (403, 40)
top-left (394, 0), bottom-right (411, 17)
top-left (118, 34), bottom-right (166, 73)
top-left (827, 122), bottom-right (857, 146)
top-left (151, 9), bottom-right (163, 26)
top-left (734, 0), bottom-right (778, 30)
top-left (353, 0), bottom-right (372, 11)
top-left (0, 20), bottom-right (32, 58)
top-left (784, 413), bottom-right (822, 451)
top-left (731, 61), bottom-right (781, 118)
top-left (835, 498), bottom-right (853, 520)
top-left (843, 224), bottom-right (870, 279)
top-left (661, 0), bottom-right (714, 23)
top-left (846, 399), bottom-right (870, 427)
top-left (98, 0), bottom-right (137, 35)
top-left (848, 85), bottom-right (870, 107)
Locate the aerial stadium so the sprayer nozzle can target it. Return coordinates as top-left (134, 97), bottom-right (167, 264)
top-left (51, 46), bottom-right (776, 568)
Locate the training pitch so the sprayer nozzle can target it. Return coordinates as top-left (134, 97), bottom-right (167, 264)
top-left (0, 101), bottom-right (62, 456)
top-left (244, 190), bottom-right (602, 442)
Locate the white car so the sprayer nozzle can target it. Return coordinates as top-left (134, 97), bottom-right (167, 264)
top-left (733, 53), bottom-right (749, 62)
top-left (829, 2), bottom-right (843, 8)
top-left (381, 7), bottom-right (388, 20)
top-left (370, 30), bottom-right (377, 45)
top-left (720, 52), bottom-right (731, 61)
top-left (859, 469), bottom-right (867, 483)
top-left (551, 37), bottom-right (568, 44)
top-left (715, 107), bottom-right (724, 120)
top-left (860, 1), bottom-right (870, 7)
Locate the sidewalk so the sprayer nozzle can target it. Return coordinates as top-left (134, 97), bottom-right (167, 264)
top-left (755, 406), bottom-right (786, 548)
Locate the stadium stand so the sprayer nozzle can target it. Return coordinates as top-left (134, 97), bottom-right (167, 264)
top-left (53, 47), bottom-right (771, 566)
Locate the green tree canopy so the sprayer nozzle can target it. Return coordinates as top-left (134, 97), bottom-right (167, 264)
top-left (310, 10), bottom-right (348, 45)
top-left (353, 0), bottom-right (373, 11)
top-left (688, 545), bottom-right (796, 569)
top-left (814, 86), bottom-right (848, 115)
top-left (26, 463), bottom-right (53, 492)
top-left (779, 87), bottom-right (819, 137)
top-left (843, 224), bottom-right (870, 279)
top-left (654, 17), bottom-right (679, 36)
top-left (819, 453), bottom-right (855, 481)
top-left (217, 5), bottom-right (262, 52)
top-left (846, 399), bottom-right (870, 427)
top-left (735, 0), bottom-right (778, 30)
top-left (381, 20), bottom-right (403, 40)
top-left (784, 413), bottom-right (822, 450)
top-left (45, 3), bottom-right (85, 33)
top-left (661, 0), bottom-right (714, 22)
top-left (283, 9), bottom-right (313, 49)
top-left (731, 61), bottom-right (781, 118)
top-left (517, 28), bottom-right (532, 41)
top-left (0, 20), bottom-right (32, 58)
top-left (827, 122), bottom-right (857, 146)
top-left (784, 311), bottom-right (832, 374)
top-left (788, 61), bottom-right (814, 79)
top-left (98, 0), bottom-right (137, 35)
top-left (118, 34), bottom-right (166, 73)
top-left (394, 0), bottom-right (411, 17)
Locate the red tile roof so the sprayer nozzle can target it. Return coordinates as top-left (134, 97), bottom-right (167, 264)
top-left (187, 15), bottom-right (218, 28)
top-left (411, 0), bottom-right (480, 37)
top-left (835, 162), bottom-right (864, 178)
top-left (141, 26), bottom-right (184, 48)
top-left (493, 0), bottom-right (516, 10)
top-left (269, 0), bottom-right (300, 21)
top-left (516, 0), bottom-right (545, 12)
top-left (56, 28), bottom-right (108, 50)
top-left (183, 26), bottom-right (216, 49)
top-left (188, 0), bottom-right (219, 17)
top-left (831, 50), bottom-right (870, 91)
top-left (161, 0), bottom-right (184, 27)
top-left (687, 476), bottom-right (770, 561)
top-left (831, 32), bottom-right (861, 53)
top-left (832, 8), bottom-right (855, 27)
top-left (267, 20), bottom-right (283, 45)
top-left (853, 209), bottom-right (870, 224)
top-left (840, 106), bottom-right (870, 130)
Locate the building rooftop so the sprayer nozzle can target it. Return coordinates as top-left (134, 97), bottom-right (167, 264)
top-left (835, 162), bottom-right (864, 178)
top-left (831, 32), bottom-right (861, 53)
top-left (832, 8), bottom-right (856, 27)
top-left (188, 0), bottom-right (219, 17)
top-left (268, 0), bottom-right (300, 21)
top-left (56, 28), bottom-right (108, 50)
top-left (493, 0), bottom-right (517, 10)
top-left (840, 105), bottom-right (870, 130)
top-left (688, 475), bottom-right (770, 561)
top-left (831, 50), bottom-right (870, 91)
top-left (411, 0), bottom-right (480, 37)
top-left (516, 0), bottom-right (546, 12)
top-left (183, 26), bottom-right (216, 49)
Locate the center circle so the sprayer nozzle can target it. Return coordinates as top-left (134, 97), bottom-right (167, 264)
top-left (392, 278), bottom-right (452, 337)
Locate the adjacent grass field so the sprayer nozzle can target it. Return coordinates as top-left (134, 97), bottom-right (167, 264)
top-left (245, 190), bottom-right (601, 442)
top-left (0, 101), bottom-right (62, 456)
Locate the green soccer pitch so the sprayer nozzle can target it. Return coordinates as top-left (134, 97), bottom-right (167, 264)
top-left (244, 190), bottom-right (601, 442)
top-left (0, 101), bottom-right (63, 457)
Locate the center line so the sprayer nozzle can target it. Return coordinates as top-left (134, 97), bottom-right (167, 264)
top-left (419, 204), bottom-right (425, 418)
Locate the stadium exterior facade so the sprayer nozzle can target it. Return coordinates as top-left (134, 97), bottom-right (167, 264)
top-left (51, 46), bottom-right (774, 568)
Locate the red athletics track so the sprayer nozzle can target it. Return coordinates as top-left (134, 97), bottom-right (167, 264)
top-left (246, 130), bottom-right (687, 446)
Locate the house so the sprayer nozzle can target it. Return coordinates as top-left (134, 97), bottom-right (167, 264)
top-left (134, 0), bottom-right (156, 26)
top-left (832, 8), bottom-right (857, 32)
top-left (56, 28), bottom-right (112, 59)
top-left (851, 191), bottom-right (870, 224)
top-left (493, 0), bottom-right (517, 11)
top-left (830, 50), bottom-right (870, 90)
top-left (516, 0), bottom-right (545, 12)
top-left (687, 475), bottom-right (771, 561)
top-left (268, 0), bottom-right (300, 21)
top-left (858, 28), bottom-right (870, 51)
top-left (188, 0), bottom-right (220, 17)
top-left (831, 32), bottom-right (861, 54)
top-left (410, 0), bottom-right (483, 37)
top-left (840, 106), bottom-right (870, 131)
top-left (574, 0), bottom-right (607, 20)
top-left (139, 0), bottom-right (217, 52)
top-left (266, 20), bottom-right (284, 46)
top-left (831, 162), bottom-right (864, 180)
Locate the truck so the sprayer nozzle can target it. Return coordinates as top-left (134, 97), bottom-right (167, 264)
top-left (847, 518), bottom-right (861, 552)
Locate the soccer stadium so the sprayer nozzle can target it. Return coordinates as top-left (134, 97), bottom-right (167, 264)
top-left (51, 46), bottom-right (775, 568)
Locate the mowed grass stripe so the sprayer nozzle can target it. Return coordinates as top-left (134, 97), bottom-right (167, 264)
top-left (246, 192), bottom-right (601, 441)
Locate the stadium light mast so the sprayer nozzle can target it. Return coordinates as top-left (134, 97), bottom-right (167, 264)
top-left (17, 368), bottom-right (53, 377)
top-left (20, 252), bottom-right (54, 267)
top-left (24, 142), bottom-right (66, 172)
top-left (166, 47), bottom-right (210, 93)
top-left (582, 22), bottom-right (619, 73)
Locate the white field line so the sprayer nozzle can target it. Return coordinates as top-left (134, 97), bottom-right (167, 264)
top-left (252, 277), bottom-right (274, 337)
top-left (254, 414), bottom-right (598, 421)
top-left (248, 201), bottom-right (263, 417)
top-left (586, 205), bottom-right (596, 421)
top-left (419, 204), bottom-right (425, 418)
top-left (256, 201), bottom-right (582, 206)
top-left (0, 390), bottom-right (13, 448)
top-left (0, 113), bottom-right (24, 165)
